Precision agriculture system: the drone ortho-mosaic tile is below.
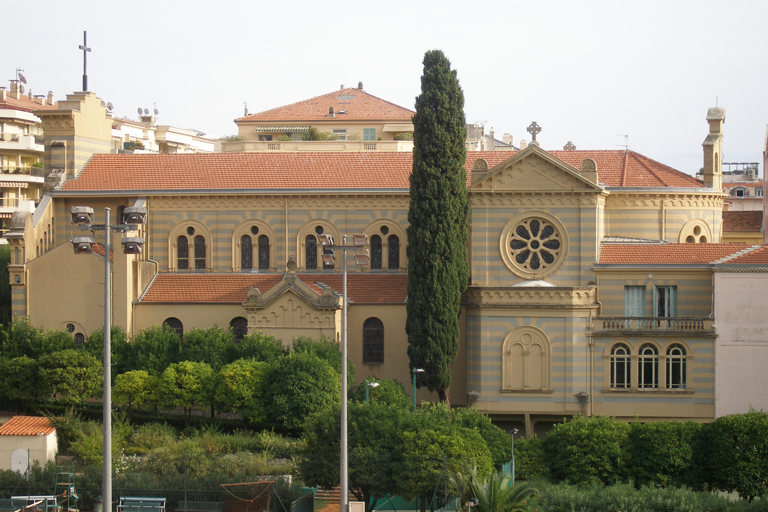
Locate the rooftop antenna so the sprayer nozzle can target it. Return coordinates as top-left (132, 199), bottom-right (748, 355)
top-left (16, 69), bottom-right (26, 84)
top-left (716, 95), bottom-right (718, 107)
top-left (244, 102), bottom-right (248, 116)
top-left (153, 102), bottom-right (159, 122)
top-left (618, 135), bottom-right (629, 151)
top-left (106, 102), bottom-right (113, 112)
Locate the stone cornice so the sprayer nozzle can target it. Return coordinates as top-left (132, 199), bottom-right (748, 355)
top-left (605, 192), bottom-right (725, 209)
top-left (463, 286), bottom-right (597, 308)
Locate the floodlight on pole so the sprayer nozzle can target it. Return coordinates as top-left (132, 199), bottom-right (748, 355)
top-left (365, 380), bottom-right (380, 404)
top-left (511, 428), bottom-right (519, 485)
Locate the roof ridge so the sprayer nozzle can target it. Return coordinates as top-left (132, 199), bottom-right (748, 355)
top-left (712, 244), bottom-right (764, 264)
top-left (629, 150), bottom-right (666, 186)
top-left (620, 150), bottom-right (629, 187)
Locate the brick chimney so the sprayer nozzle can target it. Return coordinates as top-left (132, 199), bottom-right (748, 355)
top-left (702, 107), bottom-right (725, 190)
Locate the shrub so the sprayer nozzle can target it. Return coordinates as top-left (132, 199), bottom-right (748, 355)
top-left (513, 436), bottom-right (547, 481)
top-left (627, 419), bottom-right (701, 488)
top-left (450, 407), bottom-right (511, 470)
top-left (543, 415), bottom-right (630, 485)
top-left (235, 332), bottom-right (286, 363)
top-left (349, 377), bottom-right (410, 409)
top-left (394, 132), bottom-right (413, 140)
top-left (128, 422), bottom-right (178, 455)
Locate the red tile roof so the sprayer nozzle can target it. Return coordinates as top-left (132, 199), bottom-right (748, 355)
top-left (63, 150), bottom-right (707, 193)
top-left (141, 273), bottom-right (408, 304)
top-left (236, 88), bottom-right (414, 122)
top-left (465, 150), bottom-right (704, 188)
top-left (725, 245), bottom-right (768, 264)
top-left (0, 416), bottom-right (55, 436)
top-left (723, 211), bottom-right (764, 232)
top-left (598, 243), bottom-right (754, 265)
top-left (0, 92), bottom-right (57, 113)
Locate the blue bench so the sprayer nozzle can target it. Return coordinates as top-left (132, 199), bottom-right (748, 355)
top-left (118, 497), bottom-right (166, 512)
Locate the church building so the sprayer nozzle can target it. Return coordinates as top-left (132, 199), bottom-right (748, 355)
top-left (7, 90), bottom-right (768, 436)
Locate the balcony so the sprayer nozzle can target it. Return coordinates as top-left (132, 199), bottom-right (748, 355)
top-left (220, 139), bottom-right (414, 153)
top-left (594, 316), bottom-right (714, 334)
top-left (0, 166), bottom-right (44, 177)
top-left (0, 134), bottom-right (44, 153)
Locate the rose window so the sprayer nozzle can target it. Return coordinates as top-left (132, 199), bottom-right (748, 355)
top-left (508, 218), bottom-right (562, 273)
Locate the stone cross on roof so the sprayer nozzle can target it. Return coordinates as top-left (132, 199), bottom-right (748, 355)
top-left (79, 31), bottom-right (91, 92)
top-left (527, 122), bottom-right (541, 146)
top-left (563, 141), bottom-right (576, 151)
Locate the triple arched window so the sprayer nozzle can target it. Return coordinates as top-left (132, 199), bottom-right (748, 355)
top-left (607, 341), bottom-right (688, 390)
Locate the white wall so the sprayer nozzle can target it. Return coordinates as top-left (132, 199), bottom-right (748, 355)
top-left (0, 433), bottom-right (57, 471)
top-left (714, 272), bottom-right (768, 417)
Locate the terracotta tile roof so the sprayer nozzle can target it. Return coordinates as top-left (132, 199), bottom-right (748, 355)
top-left (236, 88), bottom-right (414, 122)
top-left (0, 93), bottom-right (57, 113)
top-left (141, 273), bottom-right (408, 304)
top-left (0, 416), bottom-right (55, 436)
top-left (61, 153), bottom-right (413, 191)
top-left (63, 149), bottom-right (707, 193)
top-left (724, 181), bottom-right (764, 189)
top-left (598, 243), bottom-right (754, 265)
top-left (723, 211), bottom-right (764, 232)
top-left (465, 150), bottom-right (705, 188)
top-left (724, 245), bottom-right (768, 264)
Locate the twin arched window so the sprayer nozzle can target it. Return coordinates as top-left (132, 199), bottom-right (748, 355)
top-left (609, 342), bottom-right (687, 390)
top-left (241, 232), bottom-right (270, 271)
top-left (305, 226), bottom-right (335, 270)
top-left (362, 317), bottom-right (384, 364)
top-left (370, 234), bottom-right (400, 270)
top-left (177, 226), bottom-right (206, 270)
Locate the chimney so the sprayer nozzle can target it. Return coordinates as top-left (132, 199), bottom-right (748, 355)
top-left (358, 82), bottom-right (363, 90)
top-left (328, 106), bottom-right (335, 118)
top-left (34, 95), bottom-right (44, 105)
top-left (520, 140), bottom-right (528, 150)
top-left (503, 133), bottom-right (513, 147)
top-left (340, 84), bottom-right (344, 90)
top-left (27, 89), bottom-right (32, 99)
top-left (0, 88), bottom-right (5, 101)
top-left (10, 80), bottom-right (20, 99)
top-left (702, 107), bottom-right (725, 190)
top-left (46, 91), bottom-right (55, 106)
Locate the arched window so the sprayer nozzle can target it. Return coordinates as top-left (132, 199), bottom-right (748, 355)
top-left (74, 333), bottom-right (85, 348)
top-left (370, 235), bottom-right (382, 270)
top-left (230, 317), bottom-right (248, 342)
top-left (258, 235), bottom-right (270, 270)
top-left (163, 317), bottom-right (184, 338)
top-left (610, 343), bottom-right (631, 389)
top-left (666, 344), bottom-right (687, 389)
top-left (638, 344), bottom-right (658, 389)
top-left (306, 235), bottom-right (317, 270)
top-left (363, 318), bottom-right (384, 364)
top-left (388, 235), bottom-right (400, 270)
top-left (194, 235), bottom-right (206, 270)
top-left (241, 235), bottom-right (252, 270)
top-left (177, 236), bottom-right (189, 269)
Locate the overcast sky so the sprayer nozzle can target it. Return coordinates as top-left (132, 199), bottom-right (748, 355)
top-left (4, 0), bottom-right (767, 176)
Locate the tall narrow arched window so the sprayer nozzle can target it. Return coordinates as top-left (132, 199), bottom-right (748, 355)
top-left (610, 343), bottom-right (631, 389)
top-left (194, 235), bottom-right (206, 270)
top-left (163, 317), bottom-right (184, 339)
top-left (388, 235), bottom-right (400, 270)
top-left (241, 235), bottom-right (253, 271)
top-left (363, 317), bottom-right (384, 364)
top-left (258, 235), bottom-right (270, 270)
top-left (74, 333), bottom-right (85, 348)
top-left (638, 344), bottom-right (658, 389)
top-left (666, 344), bottom-right (687, 389)
top-left (370, 235), bottom-right (382, 270)
top-left (177, 236), bottom-right (189, 269)
top-left (230, 317), bottom-right (248, 342)
top-left (306, 235), bottom-right (317, 270)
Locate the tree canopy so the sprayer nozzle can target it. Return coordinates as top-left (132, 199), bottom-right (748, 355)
top-left (406, 49), bottom-right (468, 407)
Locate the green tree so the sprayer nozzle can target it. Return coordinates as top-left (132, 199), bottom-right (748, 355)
top-left (84, 326), bottom-right (131, 379)
top-left (113, 370), bottom-right (156, 417)
top-left (178, 326), bottom-right (234, 372)
top-left (694, 409), bottom-right (768, 501)
top-left (266, 351), bottom-right (341, 433)
top-left (301, 402), bottom-right (408, 512)
top-left (350, 377), bottom-right (411, 409)
top-left (234, 332), bottom-right (286, 363)
top-left (0, 245), bottom-right (12, 324)
top-left (406, 50), bottom-right (468, 407)
top-left (215, 358), bottom-right (270, 425)
top-left (627, 420), bottom-right (700, 489)
top-left (0, 320), bottom-right (74, 359)
top-left (543, 415), bottom-right (630, 486)
top-left (38, 349), bottom-right (102, 406)
top-left (512, 437), bottom-right (546, 482)
top-left (0, 356), bottom-right (41, 410)
top-left (158, 361), bottom-right (214, 430)
top-left (450, 407), bottom-right (511, 470)
top-left (127, 325), bottom-right (181, 376)
top-left (291, 335), bottom-right (353, 382)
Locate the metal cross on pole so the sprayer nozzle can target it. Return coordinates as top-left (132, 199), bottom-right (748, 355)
top-left (527, 122), bottom-right (541, 146)
top-left (79, 31), bottom-right (91, 91)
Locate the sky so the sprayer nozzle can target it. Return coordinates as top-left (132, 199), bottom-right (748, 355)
top-left (4, 0), bottom-right (767, 177)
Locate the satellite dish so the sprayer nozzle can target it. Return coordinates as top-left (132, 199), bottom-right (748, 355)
top-left (137, 107), bottom-right (143, 115)
top-left (154, 109), bottom-right (158, 116)
top-left (19, 85), bottom-right (25, 94)
top-left (18, 73), bottom-right (27, 84)
top-left (144, 108), bottom-right (149, 115)
top-left (107, 102), bottom-right (114, 111)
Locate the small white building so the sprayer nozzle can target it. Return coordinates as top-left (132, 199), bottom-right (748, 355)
top-left (0, 416), bottom-right (57, 472)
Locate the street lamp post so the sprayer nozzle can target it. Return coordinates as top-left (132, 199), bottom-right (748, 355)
top-left (411, 368), bottom-right (425, 413)
top-left (511, 428), bottom-right (519, 485)
top-left (70, 206), bottom-right (146, 512)
top-left (318, 234), bottom-right (368, 512)
top-left (365, 380), bottom-right (380, 404)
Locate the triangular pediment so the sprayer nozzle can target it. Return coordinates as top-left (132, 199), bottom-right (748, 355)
top-left (242, 272), bottom-right (340, 311)
top-left (470, 145), bottom-right (603, 193)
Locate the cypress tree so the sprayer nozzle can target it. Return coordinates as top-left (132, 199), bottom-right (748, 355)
top-left (406, 50), bottom-right (468, 408)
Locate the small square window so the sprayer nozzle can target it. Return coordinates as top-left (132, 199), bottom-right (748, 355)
top-left (332, 129), bottom-right (347, 141)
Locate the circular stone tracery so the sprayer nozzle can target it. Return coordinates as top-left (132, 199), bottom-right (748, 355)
top-left (500, 212), bottom-right (568, 280)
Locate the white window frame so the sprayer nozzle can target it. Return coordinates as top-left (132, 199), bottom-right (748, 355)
top-left (332, 129), bottom-right (347, 141)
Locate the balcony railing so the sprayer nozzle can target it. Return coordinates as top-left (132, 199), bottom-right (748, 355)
top-left (0, 166), bottom-right (44, 176)
top-left (0, 134), bottom-right (44, 152)
top-left (0, 197), bottom-right (21, 209)
top-left (597, 316), bottom-right (712, 332)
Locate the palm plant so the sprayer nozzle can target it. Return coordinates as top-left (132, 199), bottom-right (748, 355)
top-left (449, 461), bottom-right (539, 512)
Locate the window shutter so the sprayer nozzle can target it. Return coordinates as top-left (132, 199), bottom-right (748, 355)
top-left (625, 286), bottom-right (644, 317)
top-left (670, 287), bottom-right (678, 317)
top-left (653, 286), bottom-right (659, 316)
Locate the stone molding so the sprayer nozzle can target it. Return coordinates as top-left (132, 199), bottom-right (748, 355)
top-left (463, 286), bottom-right (597, 308)
top-left (149, 195), bottom-right (410, 210)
